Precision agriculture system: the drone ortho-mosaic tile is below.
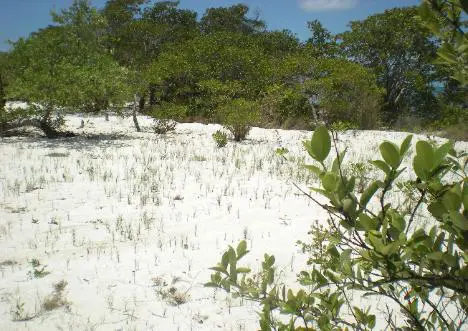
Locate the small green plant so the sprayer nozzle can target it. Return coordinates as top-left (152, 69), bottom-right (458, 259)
top-left (10, 297), bottom-right (34, 321)
top-left (219, 98), bottom-right (259, 142)
top-left (207, 126), bottom-right (468, 330)
top-left (151, 102), bottom-right (186, 134)
top-left (28, 259), bottom-right (50, 279)
top-left (330, 120), bottom-right (358, 131)
top-left (275, 147), bottom-right (289, 157)
top-left (212, 130), bottom-right (228, 147)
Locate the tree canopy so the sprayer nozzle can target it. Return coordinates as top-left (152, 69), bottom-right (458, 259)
top-left (1, 0), bottom-right (466, 137)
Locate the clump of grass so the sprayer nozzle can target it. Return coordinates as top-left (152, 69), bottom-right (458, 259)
top-left (190, 155), bottom-right (207, 162)
top-left (42, 280), bottom-right (69, 311)
top-left (152, 276), bottom-right (189, 306)
top-left (45, 152), bottom-right (69, 158)
top-left (0, 259), bottom-right (17, 267)
top-left (11, 297), bottom-right (35, 321)
top-left (212, 130), bottom-right (228, 148)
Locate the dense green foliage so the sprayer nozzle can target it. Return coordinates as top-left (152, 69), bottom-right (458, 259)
top-left (2, 0), bottom-right (464, 137)
top-left (207, 3), bottom-right (467, 330)
top-left (4, 1), bottom-right (130, 136)
top-left (339, 7), bottom-right (440, 122)
top-left (420, 0), bottom-right (467, 86)
top-left (419, 0), bottom-right (468, 140)
top-left (207, 127), bottom-right (468, 330)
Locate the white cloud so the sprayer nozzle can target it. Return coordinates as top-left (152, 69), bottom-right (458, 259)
top-left (298, 0), bottom-right (358, 11)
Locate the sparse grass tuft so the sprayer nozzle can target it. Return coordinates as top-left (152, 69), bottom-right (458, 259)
top-left (28, 259), bottom-right (50, 279)
top-left (152, 276), bottom-right (189, 306)
top-left (42, 280), bottom-right (69, 311)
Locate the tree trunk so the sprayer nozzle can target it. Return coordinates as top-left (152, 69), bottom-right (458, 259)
top-left (40, 108), bottom-right (61, 138)
top-left (310, 103), bottom-right (319, 126)
top-left (133, 94), bottom-right (141, 132)
top-left (149, 85), bottom-right (156, 106)
top-left (0, 80), bottom-right (5, 111)
top-left (0, 108), bottom-right (74, 138)
top-left (138, 95), bottom-right (145, 112)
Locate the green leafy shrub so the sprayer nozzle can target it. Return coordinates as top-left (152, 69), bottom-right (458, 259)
top-left (304, 59), bottom-right (383, 129)
top-left (151, 102), bottom-right (186, 134)
top-left (259, 84), bottom-right (312, 127)
top-left (330, 120), bottom-right (359, 132)
top-left (212, 130), bottom-right (228, 147)
top-left (219, 98), bottom-right (259, 141)
top-left (207, 126), bottom-right (468, 330)
top-left (439, 123), bottom-right (468, 142)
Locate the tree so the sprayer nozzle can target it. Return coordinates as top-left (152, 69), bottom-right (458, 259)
top-left (273, 52), bottom-right (383, 128)
top-left (146, 31), bottom-right (271, 119)
top-left (200, 4), bottom-right (265, 34)
top-left (207, 127), bottom-right (468, 330)
top-left (255, 30), bottom-right (300, 58)
top-left (4, 0), bottom-right (130, 137)
top-left (0, 52), bottom-right (10, 111)
top-left (102, 0), bottom-right (198, 121)
top-left (102, 0), bottom-right (147, 67)
top-left (418, 0), bottom-right (467, 137)
top-left (306, 20), bottom-right (341, 57)
top-left (303, 58), bottom-right (383, 128)
top-left (339, 7), bottom-right (439, 122)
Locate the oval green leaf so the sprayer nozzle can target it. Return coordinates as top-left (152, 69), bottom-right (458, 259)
top-left (380, 141), bottom-right (401, 169)
top-left (311, 126), bottom-right (331, 162)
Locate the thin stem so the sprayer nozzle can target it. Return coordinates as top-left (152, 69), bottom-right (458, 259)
top-left (406, 190), bottom-right (426, 235)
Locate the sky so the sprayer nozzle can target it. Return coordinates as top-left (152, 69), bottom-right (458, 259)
top-left (0, 0), bottom-right (421, 51)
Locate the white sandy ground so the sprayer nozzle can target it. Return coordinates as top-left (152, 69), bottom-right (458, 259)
top-left (0, 109), bottom-right (466, 330)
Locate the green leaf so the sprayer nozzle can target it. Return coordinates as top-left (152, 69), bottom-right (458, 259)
top-left (433, 232), bottom-right (445, 251)
top-left (413, 155), bottom-right (430, 180)
top-left (380, 141), bottom-right (401, 168)
top-left (221, 251), bottom-right (229, 268)
top-left (209, 266), bottom-right (228, 274)
top-left (450, 211), bottom-right (468, 230)
top-left (437, 47), bottom-right (458, 64)
top-left (236, 267), bottom-right (251, 273)
top-left (359, 181), bottom-right (380, 208)
top-left (370, 160), bottom-right (391, 175)
top-left (331, 150), bottom-right (347, 174)
top-left (427, 252), bottom-right (443, 261)
top-left (381, 242), bottom-right (399, 256)
top-left (442, 191), bottom-right (462, 211)
top-left (358, 214), bottom-right (377, 231)
top-left (321, 172), bottom-right (338, 191)
top-left (368, 231), bottom-right (384, 252)
top-left (303, 164), bottom-right (323, 176)
top-left (311, 126), bottom-right (331, 162)
top-left (228, 247), bottom-right (237, 282)
top-left (343, 198), bottom-right (356, 214)
top-left (204, 282), bottom-right (219, 288)
top-left (399, 135), bottom-right (413, 157)
top-left (391, 213), bottom-right (406, 233)
top-left (428, 201), bottom-right (447, 219)
top-left (434, 141), bottom-right (452, 166)
top-left (236, 240), bottom-right (247, 259)
top-left (415, 141), bottom-right (434, 171)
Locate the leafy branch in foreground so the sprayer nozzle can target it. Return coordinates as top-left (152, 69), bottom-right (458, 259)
top-left (207, 126), bottom-right (468, 330)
